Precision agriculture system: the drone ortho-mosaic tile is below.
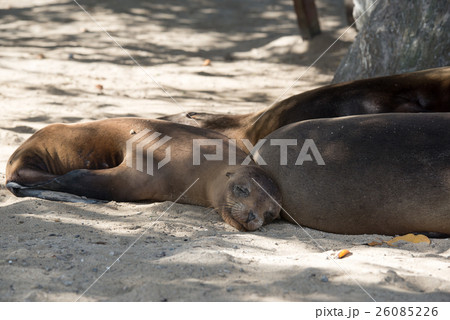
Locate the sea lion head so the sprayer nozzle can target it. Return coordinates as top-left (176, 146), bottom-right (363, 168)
top-left (219, 166), bottom-right (282, 231)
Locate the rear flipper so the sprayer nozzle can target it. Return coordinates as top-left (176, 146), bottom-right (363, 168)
top-left (6, 181), bottom-right (102, 204)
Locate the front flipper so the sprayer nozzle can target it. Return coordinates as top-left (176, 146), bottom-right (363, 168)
top-left (7, 165), bottom-right (159, 202)
top-left (6, 181), bottom-right (103, 204)
top-left (25, 168), bottom-right (131, 201)
top-left (11, 166), bottom-right (153, 202)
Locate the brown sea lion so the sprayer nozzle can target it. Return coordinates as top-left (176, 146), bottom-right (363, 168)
top-left (5, 118), bottom-right (281, 231)
top-left (160, 67), bottom-right (450, 150)
top-left (254, 113), bottom-right (450, 235)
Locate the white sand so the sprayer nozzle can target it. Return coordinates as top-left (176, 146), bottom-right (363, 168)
top-left (0, 0), bottom-right (449, 301)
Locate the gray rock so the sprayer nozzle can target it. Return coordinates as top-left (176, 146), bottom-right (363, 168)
top-left (333, 0), bottom-right (450, 83)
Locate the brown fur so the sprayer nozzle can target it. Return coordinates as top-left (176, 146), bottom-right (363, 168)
top-left (6, 118), bottom-right (281, 231)
top-left (257, 113), bottom-right (450, 235)
top-left (160, 67), bottom-right (450, 150)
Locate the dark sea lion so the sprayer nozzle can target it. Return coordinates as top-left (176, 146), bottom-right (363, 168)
top-left (255, 113), bottom-right (450, 235)
top-left (5, 118), bottom-right (281, 231)
top-left (160, 67), bottom-right (450, 150)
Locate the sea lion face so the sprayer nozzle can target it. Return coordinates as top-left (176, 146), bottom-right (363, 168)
top-left (220, 166), bottom-right (282, 231)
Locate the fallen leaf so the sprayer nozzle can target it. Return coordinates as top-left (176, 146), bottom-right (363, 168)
top-left (337, 249), bottom-right (351, 259)
top-left (385, 233), bottom-right (430, 246)
top-left (367, 241), bottom-right (383, 246)
top-left (203, 59), bottom-right (211, 66)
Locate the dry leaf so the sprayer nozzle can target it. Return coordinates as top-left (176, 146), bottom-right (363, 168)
top-left (203, 59), bottom-right (211, 66)
top-left (367, 241), bottom-right (383, 246)
top-left (337, 249), bottom-right (351, 259)
top-left (385, 233), bottom-right (430, 246)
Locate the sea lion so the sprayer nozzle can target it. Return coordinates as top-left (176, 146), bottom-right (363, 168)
top-left (160, 67), bottom-right (450, 150)
top-left (5, 118), bottom-right (281, 231)
top-left (254, 113), bottom-right (450, 235)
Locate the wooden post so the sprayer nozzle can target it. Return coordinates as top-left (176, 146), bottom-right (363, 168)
top-left (292, 0), bottom-right (321, 39)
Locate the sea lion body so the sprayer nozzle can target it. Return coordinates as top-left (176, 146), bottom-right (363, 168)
top-left (6, 118), bottom-right (281, 231)
top-left (256, 113), bottom-right (450, 235)
top-left (160, 67), bottom-right (450, 150)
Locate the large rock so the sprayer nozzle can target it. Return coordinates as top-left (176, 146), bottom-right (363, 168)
top-left (333, 0), bottom-right (450, 83)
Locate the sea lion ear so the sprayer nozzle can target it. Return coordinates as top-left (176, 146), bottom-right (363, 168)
top-left (226, 172), bottom-right (234, 178)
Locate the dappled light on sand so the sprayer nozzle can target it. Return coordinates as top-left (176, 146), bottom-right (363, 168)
top-left (0, 0), bottom-right (448, 302)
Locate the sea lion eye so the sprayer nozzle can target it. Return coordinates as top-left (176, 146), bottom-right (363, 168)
top-left (233, 185), bottom-right (249, 197)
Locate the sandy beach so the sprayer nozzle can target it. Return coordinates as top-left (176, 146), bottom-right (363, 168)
top-left (0, 0), bottom-right (449, 302)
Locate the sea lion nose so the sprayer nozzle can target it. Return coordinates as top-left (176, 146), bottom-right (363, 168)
top-left (247, 210), bottom-right (256, 222)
